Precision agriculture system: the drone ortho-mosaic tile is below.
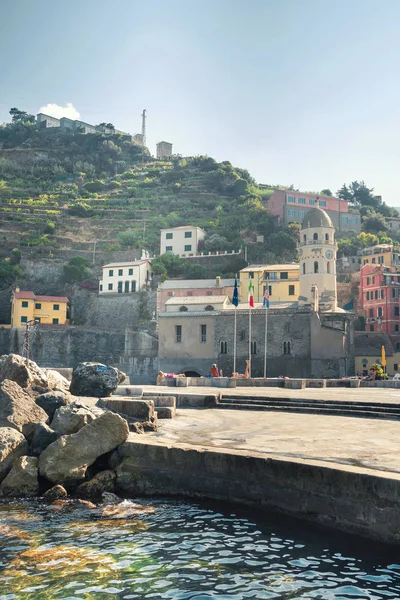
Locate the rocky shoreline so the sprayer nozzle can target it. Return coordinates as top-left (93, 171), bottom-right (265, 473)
top-left (0, 354), bottom-right (154, 504)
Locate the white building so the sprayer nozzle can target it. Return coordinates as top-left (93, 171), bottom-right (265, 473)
top-left (298, 205), bottom-right (338, 311)
top-left (160, 226), bottom-right (205, 257)
top-left (99, 260), bottom-right (152, 294)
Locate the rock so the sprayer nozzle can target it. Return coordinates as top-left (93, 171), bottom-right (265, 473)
top-left (76, 470), bottom-right (116, 500)
top-left (39, 412), bottom-right (129, 484)
top-left (102, 491), bottom-right (122, 504)
top-left (129, 422), bottom-right (144, 434)
top-left (99, 397), bottom-right (154, 420)
top-left (70, 362), bottom-right (126, 398)
top-left (0, 427), bottom-right (29, 482)
top-left (31, 423), bottom-right (61, 457)
top-left (0, 456), bottom-right (39, 497)
top-left (35, 391), bottom-right (72, 419)
top-left (43, 369), bottom-right (70, 392)
top-left (42, 484), bottom-right (68, 501)
top-left (0, 354), bottom-right (48, 389)
top-left (51, 404), bottom-right (97, 435)
top-left (0, 380), bottom-right (48, 439)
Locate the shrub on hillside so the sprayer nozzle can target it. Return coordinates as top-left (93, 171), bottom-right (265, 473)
top-left (63, 256), bottom-right (91, 283)
top-left (68, 202), bottom-right (93, 217)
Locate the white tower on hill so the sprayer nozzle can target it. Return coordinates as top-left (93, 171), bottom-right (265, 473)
top-left (298, 205), bottom-right (338, 311)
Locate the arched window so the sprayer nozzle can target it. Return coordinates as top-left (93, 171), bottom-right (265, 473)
top-left (313, 232), bottom-right (318, 241)
top-left (220, 341), bottom-right (228, 354)
top-left (302, 262), bottom-right (306, 275)
top-left (327, 261), bottom-right (331, 274)
top-left (131, 280), bottom-right (136, 292)
top-left (325, 233), bottom-right (329, 242)
top-left (205, 305), bottom-right (214, 311)
top-left (303, 234), bottom-right (307, 242)
top-left (314, 261), bottom-right (319, 273)
top-left (179, 306), bottom-right (188, 312)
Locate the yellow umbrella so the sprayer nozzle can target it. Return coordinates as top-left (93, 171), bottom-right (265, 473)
top-left (381, 345), bottom-right (387, 368)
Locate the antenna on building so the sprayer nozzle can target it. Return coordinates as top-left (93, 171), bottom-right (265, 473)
top-left (141, 109), bottom-right (146, 146)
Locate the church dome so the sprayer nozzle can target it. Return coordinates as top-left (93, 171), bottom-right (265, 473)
top-left (302, 206), bottom-right (333, 229)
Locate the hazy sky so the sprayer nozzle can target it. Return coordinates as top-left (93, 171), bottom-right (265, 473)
top-left (1, 0), bottom-right (400, 204)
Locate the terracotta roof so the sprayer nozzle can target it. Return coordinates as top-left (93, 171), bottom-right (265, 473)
top-left (13, 291), bottom-right (69, 302)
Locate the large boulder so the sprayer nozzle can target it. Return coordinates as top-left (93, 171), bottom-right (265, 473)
top-left (31, 423), bottom-right (61, 457)
top-left (0, 354), bottom-right (48, 389)
top-left (76, 470), bottom-right (116, 500)
top-left (0, 380), bottom-right (48, 439)
top-left (43, 369), bottom-right (70, 392)
top-left (0, 456), bottom-right (39, 496)
top-left (42, 484), bottom-right (68, 501)
top-left (70, 362), bottom-right (126, 398)
top-left (35, 391), bottom-right (72, 419)
top-left (0, 427), bottom-right (29, 482)
top-left (51, 405), bottom-right (98, 435)
top-left (39, 412), bottom-right (129, 484)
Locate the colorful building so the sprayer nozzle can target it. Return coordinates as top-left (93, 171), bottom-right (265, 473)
top-left (361, 244), bottom-right (400, 267)
top-left (160, 226), bottom-right (205, 256)
top-left (267, 189), bottom-right (360, 233)
top-left (157, 277), bottom-right (234, 314)
top-left (355, 332), bottom-right (400, 376)
top-left (359, 263), bottom-right (400, 349)
top-left (239, 264), bottom-right (299, 304)
top-left (11, 290), bottom-right (69, 327)
top-left (99, 260), bottom-right (152, 294)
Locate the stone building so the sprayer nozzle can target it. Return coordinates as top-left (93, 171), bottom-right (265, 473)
top-left (157, 276), bottom-right (234, 314)
top-left (156, 141), bottom-right (173, 159)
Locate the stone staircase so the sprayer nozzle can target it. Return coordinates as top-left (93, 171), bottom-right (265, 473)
top-left (217, 395), bottom-right (400, 421)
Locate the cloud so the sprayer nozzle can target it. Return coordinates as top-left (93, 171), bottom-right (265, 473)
top-left (38, 103), bottom-right (81, 120)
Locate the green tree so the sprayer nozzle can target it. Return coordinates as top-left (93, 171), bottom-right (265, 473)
top-left (320, 188), bottom-right (333, 196)
top-left (9, 107), bottom-right (35, 123)
top-left (362, 212), bottom-right (389, 234)
top-left (63, 256), bottom-right (91, 283)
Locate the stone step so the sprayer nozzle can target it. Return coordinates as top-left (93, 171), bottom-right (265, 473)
top-left (219, 396), bottom-right (400, 412)
top-left (113, 386), bottom-right (143, 397)
top-left (99, 397), bottom-right (154, 420)
top-left (155, 406), bottom-right (176, 419)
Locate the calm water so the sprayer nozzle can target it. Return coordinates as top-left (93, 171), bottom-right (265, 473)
top-left (0, 498), bottom-right (399, 600)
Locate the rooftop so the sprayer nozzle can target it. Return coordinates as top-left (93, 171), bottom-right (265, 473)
top-left (102, 260), bottom-right (150, 268)
top-left (240, 264), bottom-right (299, 273)
top-left (159, 278), bottom-right (234, 290)
top-left (160, 226), bottom-right (205, 231)
top-left (13, 291), bottom-right (69, 302)
top-left (165, 295), bottom-right (229, 306)
top-left (302, 207), bottom-right (333, 229)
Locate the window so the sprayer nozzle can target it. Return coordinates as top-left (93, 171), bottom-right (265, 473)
top-left (128, 268), bottom-right (133, 276)
top-left (207, 291), bottom-right (212, 296)
top-left (372, 276), bottom-right (375, 284)
top-left (370, 325), bottom-right (375, 332)
top-left (166, 232), bottom-right (173, 239)
top-left (378, 307), bottom-right (383, 317)
top-left (319, 200), bottom-right (327, 207)
top-left (22, 301), bottom-right (28, 308)
top-left (369, 309), bottom-right (373, 317)
top-left (395, 363), bottom-right (399, 371)
top-left (380, 289), bottom-right (384, 299)
top-left (118, 282), bottom-right (123, 293)
top-left (166, 246), bottom-right (173, 252)
top-left (309, 199), bottom-right (316, 205)
top-left (108, 283), bottom-right (113, 291)
top-left (325, 233), bottom-right (329, 241)
top-left (220, 341), bottom-right (228, 354)
top-left (251, 341), bottom-right (257, 354)
top-left (109, 269), bottom-right (113, 276)
top-left (35, 303), bottom-right (41, 310)
top-left (131, 281), bottom-right (136, 292)
top-left (176, 325), bottom-right (182, 343)
top-left (298, 197), bottom-right (306, 204)
top-left (187, 291), bottom-right (193, 296)
top-left (280, 272), bottom-right (288, 280)
top-left (283, 341), bottom-right (291, 354)
top-left (341, 215), bottom-right (349, 223)
top-left (205, 305), bottom-right (214, 311)
top-left (21, 316), bottom-right (27, 323)
top-left (34, 317), bottom-right (40, 324)
top-left (372, 258), bottom-right (376, 264)
top-left (302, 263), bottom-right (305, 275)
top-left (268, 285), bottom-right (272, 296)
top-left (395, 307), bottom-right (400, 316)
top-left (118, 269), bottom-right (123, 276)
top-left (327, 262), bottom-right (331, 274)
top-left (287, 195), bottom-right (296, 203)
top-left (395, 325), bottom-right (399, 333)
top-left (100, 284), bottom-right (103, 292)
top-left (249, 272), bottom-right (254, 279)
top-left (268, 272), bottom-right (278, 280)
top-left (367, 277), bottom-right (371, 285)
top-left (184, 245), bottom-right (192, 252)
top-left (288, 209), bottom-right (296, 217)
top-left (378, 256), bottom-right (384, 264)
top-left (397, 343), bottom-right (400, 352)
top-left (303, 234), bottom-right (306, 242)
top-left (52, 318), bottom-right (59, 324)
top-left (298, 211), bottom-right (305, 218)
top-left (289, 285), bottom-right (295, 296)
top-left (314, 261), bottom-right (319, 273)
top-left (313, 232), bottom-right (318, 241)
top-left (200, 324), bottom-right (207, 343)
top-left (184, 231), bottom-right (192, 238)
top-left (53, 304), bottom-right (59, 311)
top-left (179, 306), bottom-right (188, 312)
top-left (375, 290), bottom-right (379, 300)
top-left (124, 281), bottom-right (129, 293)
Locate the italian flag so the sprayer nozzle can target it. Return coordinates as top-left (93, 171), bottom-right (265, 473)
top-left (248, 280), bottom-right (255, 308)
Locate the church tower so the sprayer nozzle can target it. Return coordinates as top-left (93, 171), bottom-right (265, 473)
top-left (298, 205), bottom-right (337, 311)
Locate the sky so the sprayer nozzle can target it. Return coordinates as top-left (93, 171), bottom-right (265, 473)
top-left (1, 0), bottom-right (400, 204)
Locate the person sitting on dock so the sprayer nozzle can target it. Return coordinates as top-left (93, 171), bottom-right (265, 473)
top-left (209, 364), bottom-right (219, 377)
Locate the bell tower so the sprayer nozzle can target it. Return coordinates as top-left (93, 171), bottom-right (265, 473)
top-left (298, 205), bottom-right (337, 311)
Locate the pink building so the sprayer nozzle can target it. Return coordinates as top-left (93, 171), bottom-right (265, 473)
top-left (157, 277), bottom-right (234, 314)
top-left (268, 190), bottom-right (360, 233)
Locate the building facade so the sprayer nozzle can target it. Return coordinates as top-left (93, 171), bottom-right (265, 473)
top-left (359, 263), bottom-right (400, 348)
top-left (361, 244), bottom-right (400, 267)
top-left (36, 113), bottom-right (61, 128)
top-left (298, 206), bottom-right (338, 311)
top-left (160, 226), bottom-right (205, 256)
top-left (157, 277), bottom-right (234, 314)
top-left (156, 141), bottom-right (173, 159)
top-left (239, 264), bottom-right (299, 304)
top-left (267, 189), bottom-right (361, 233)
top-left (355, 332), bottom-right (400, 376)
top-left (99, 260), bottom-right (152, 294)
top-left (11, 290), bottom-right (69, 327)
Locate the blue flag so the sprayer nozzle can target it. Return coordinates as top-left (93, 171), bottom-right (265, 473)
top-left (232, 278), bottom-right (239, 307)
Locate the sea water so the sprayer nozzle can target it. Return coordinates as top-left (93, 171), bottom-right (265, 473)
top-left (0, 497), bottom-right (399, 599)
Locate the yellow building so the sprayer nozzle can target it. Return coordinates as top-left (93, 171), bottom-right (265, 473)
top-left (239, 264), bottom-right (299, 304)
top-left (11, 290), bottom-right (69, 327)
top-left (355, 332), bottom-right (400, 376)
top-left (361, 244), bottom-right (400, 267)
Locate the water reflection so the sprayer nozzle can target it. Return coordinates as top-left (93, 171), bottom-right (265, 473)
top-left (0, 498), bottom-right (398, 599)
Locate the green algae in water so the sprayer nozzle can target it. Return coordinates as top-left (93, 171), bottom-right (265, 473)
top-left (0, 498), bottom-right (399, 599)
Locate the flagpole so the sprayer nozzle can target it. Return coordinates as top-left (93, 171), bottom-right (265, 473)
top-left (248, 305), bottom-right (252, 379)
top-left (233, 306), bottom-right (237, 375)
top-left (264, 305), bottom-right (268, 379)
